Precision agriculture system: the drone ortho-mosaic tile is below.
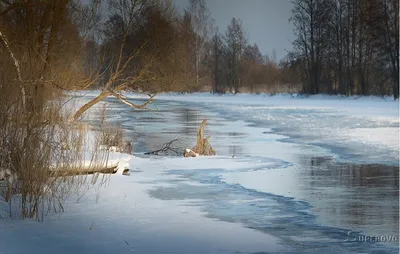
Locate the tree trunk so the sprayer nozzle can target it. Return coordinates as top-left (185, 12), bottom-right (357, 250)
top-left (73, 91), bottom-right (110, 121)
top-left (196, 55), bottom-right (199, 87)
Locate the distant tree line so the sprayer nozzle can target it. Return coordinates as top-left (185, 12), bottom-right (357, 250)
top-left (183, 0), bottom-right (301, 94)
top-left (191, 0), bottom-right (399, 98)
top-left (76, 0), bottom-right (302, 97)
top-left (82, 0), bottom-right (301, 96)
top-left (290, 0), bottom-right (399, 98)
top-left (1, 0), bottom-right (398, 101)
top-left (175, 0), bottom-right (399, 98)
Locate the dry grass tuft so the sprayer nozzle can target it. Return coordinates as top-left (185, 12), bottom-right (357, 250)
top-left (192, 120), bottom-right (216, 156)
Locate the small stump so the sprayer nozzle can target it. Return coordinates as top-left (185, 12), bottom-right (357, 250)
top-left (122, 168), bottom-right (130, 176)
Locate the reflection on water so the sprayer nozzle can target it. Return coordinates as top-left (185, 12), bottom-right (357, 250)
top-left (296, 155), bottom-right (399, 240)
top-left (86, 97), bottom-right (243, 155)
top-left (86, 96), bottom-right (398, 249)
top-left (177, 108), bottom-right (203, 136)
top-left (228, 145), bottom-right (242, 156)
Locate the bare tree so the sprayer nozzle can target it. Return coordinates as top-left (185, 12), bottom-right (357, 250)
top-left (225, 18), bottom-right (247, 93)
top-left (377, 0), bottom-right (399, 98)
top-left (0, 0), bottom-right (112, 220)
top-left (187, 0), bottom-right (211, 87)
top-left (289, 0), bottom-right (398, 98)
top-left (241, 43), bottom-right (264, 92)
top-left (73, 0), bottom-right (186, 120)
top-left (290, 0), bottom-right (332, 94)
top-left (210, 27), bottom-right (225, 93)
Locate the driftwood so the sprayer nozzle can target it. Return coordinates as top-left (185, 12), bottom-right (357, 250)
top-left (144, 120), bottom-right (216, 158)
top-left (188, 120), bottom-right (216, 156)
top-left (0, 164), bottom-right (119, 182)
top-left (183, 148), bottom-right (199, 157)
top-left (144, 139), bottom-right (182, 156)
top-left (49, 165), bottom-right (118, 177)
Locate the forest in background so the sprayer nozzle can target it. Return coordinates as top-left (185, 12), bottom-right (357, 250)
top-left (0, 0), bottom-right (398, 101)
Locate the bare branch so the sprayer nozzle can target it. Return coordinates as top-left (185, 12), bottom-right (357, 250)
top-left (111, 92), bottom-right (156, 109)
top-left (0, 1), bottom-right (19, 16)
top-left (0, 30), bottom-right (25, 106)
top-left (0, 31), bottom-right (21, 81)
top-left (144, 139), bottom-right (182, 156)
top-left (72, 91), bottom-right (111, 121)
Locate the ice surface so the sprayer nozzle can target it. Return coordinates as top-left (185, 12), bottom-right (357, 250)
top-left (125, 92), bottom-right (399, 166)
top-left (344, 127), bottom-right (399, 150)
top-left (0, 155), bottom-right (284, 254)
top-left (1, 92), bottom-right (398, 253)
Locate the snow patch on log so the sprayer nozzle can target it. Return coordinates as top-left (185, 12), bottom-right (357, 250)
top-left (184, 148), bottom-right (199, 157)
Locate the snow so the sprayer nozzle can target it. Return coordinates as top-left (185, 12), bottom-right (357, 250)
top-left (0, 155), bottom-right (283, 254)
top-left (1, 92), bottom-right (399, 253)
top-left (123, 92), bottom-right (399, 165)
top-left (345, 127), bottom-right (399, 150)
top-left (126, 92), bottom-right (399, 119)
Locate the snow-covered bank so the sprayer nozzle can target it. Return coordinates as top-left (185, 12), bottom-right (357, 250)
top-left (0, 155), bottom-right (284, 254)
top-left (0, 150), bottom-right (132, 220)
top-left (2, 154), bottom-right (397, 253)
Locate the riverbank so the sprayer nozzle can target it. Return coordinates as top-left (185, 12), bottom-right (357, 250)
top-left (1, 92), bottom-right (398, 253)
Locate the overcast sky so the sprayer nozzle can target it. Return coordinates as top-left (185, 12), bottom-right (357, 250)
top-left (172, 0), bottom-right (295, 61)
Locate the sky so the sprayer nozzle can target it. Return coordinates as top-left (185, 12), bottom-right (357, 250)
top-left (81, 0), bottom-right (295, 61)
top-left (172, 0), bottom-right (295, 61)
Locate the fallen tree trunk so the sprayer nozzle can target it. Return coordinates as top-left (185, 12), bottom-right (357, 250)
top-left (49, 165), bottom-right (118, 177)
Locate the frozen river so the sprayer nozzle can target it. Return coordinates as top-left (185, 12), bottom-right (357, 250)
top-left (83, 93), bottom-right (399, 253)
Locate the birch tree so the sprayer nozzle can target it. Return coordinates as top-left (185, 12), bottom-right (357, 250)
top-left (187, 0), bottom-right (211, 87)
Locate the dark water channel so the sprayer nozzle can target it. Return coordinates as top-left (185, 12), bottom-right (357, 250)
top-left (85, 96), bottom-right (399, 253)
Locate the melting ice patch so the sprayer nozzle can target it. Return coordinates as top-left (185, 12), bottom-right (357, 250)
top-left (344, 127), bottom-right (399, 150)
top-left (148, 164), bottom-right (398, 254)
